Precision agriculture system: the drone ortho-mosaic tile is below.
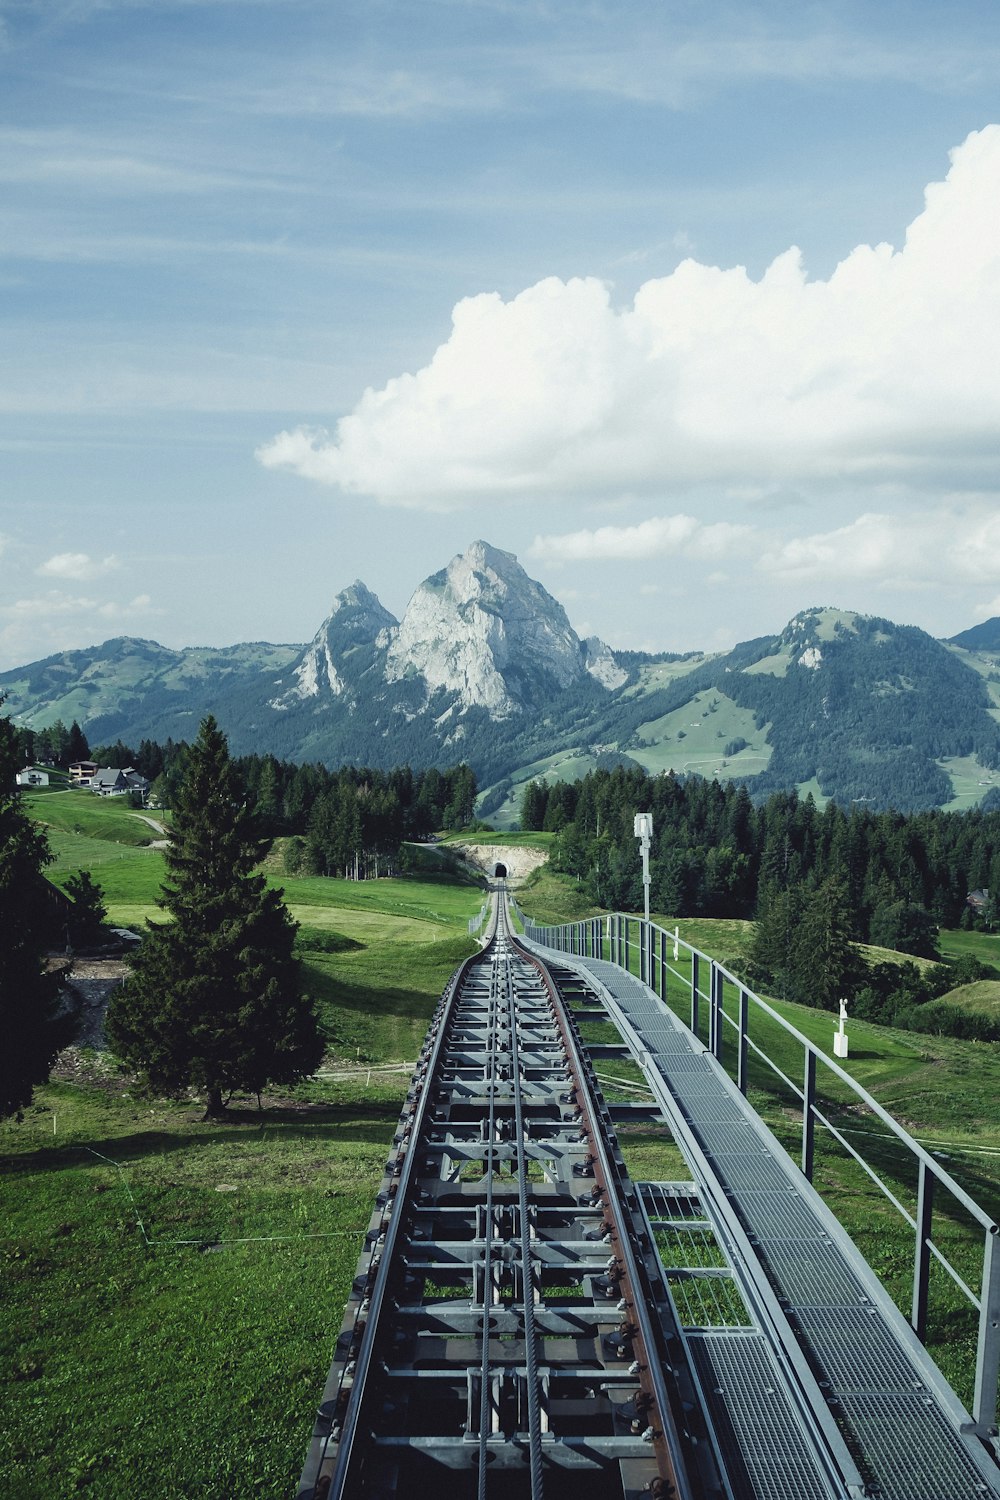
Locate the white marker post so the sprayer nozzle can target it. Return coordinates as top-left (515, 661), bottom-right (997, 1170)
top-left (834, 997), bottom-right (849, 1058)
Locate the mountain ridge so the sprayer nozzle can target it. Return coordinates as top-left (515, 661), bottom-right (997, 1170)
top-left (5, 545), bottom-right (1000, 816)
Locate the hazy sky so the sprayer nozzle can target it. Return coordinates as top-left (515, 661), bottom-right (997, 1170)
top-left (4, 0), bottom-right (1000, 670)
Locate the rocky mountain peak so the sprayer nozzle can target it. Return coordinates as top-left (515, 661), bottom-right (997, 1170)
top-left (269, 580), bottom-right (397, 711)
top-left (385, 541), bottom-right (595, 716)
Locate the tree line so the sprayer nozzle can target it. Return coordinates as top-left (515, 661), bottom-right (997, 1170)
top-left (17, 719), bottom-right (480, 882)
top-left (524, 765), bottom-right (1000, 1037)
top-left (3, 706), bottom-right (325, 1123)
top-left (524, 764), bottom-right (1000, 942)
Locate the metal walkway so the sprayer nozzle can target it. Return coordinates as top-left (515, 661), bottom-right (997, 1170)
top-left (519, 938), bottom-right (1000, 1500)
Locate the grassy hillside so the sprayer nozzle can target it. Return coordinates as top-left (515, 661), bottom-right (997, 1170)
top-left (5, 799), bottom-right (1000, 1492)
top-left (24, 788), bottom-right (167, 848)
top-left (3, 795), bottom-right (485, 1498)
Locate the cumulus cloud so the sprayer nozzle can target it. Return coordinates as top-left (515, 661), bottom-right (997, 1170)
top-left (36, 552), bottom-right (119, 580)
top-left (528, 504), bottom-right (1000, 612)
top-left (98, 594), bottom-right (152, 619)
top-left (0, 590), bottom-right (158, 670)
top-left (4, 589), bottom-right (151, 620)
top-left (758, 507), bottom-right (1000, 587)
top-left (529, 514), bottom-right (752, 563)
top-left (258, 127), bottom-right (1000, 508)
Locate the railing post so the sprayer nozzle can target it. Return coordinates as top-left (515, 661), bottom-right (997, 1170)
top-left (974, 1225), bottom-right (1000, 1436)
top-left (691, 951), bottom-right (699, 1035)
top-left (714, 964), bottom-right (724, 1066)
top-left (737, 989), bottom-right (749, 1094)
top-left (623, 917), bottom-right (630, 974)
top-left (708, 962), bottom-right (718, 1056)
top-left (659, 928), bottom-right (667, 1006)
top-left (802, 1050), bottom-right (816, 1180)
top-left (639, 920), bottom-right (646, 984)
top-left (912, 1160), bottom-right (935, 1341)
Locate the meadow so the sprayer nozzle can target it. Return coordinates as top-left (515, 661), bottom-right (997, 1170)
top-left (5, 801), bottom-right (1000, 1493)
top-left (3, 797), bottom-right (483, 1498)
top-left (515, 865), bottom-right (1000, 1406)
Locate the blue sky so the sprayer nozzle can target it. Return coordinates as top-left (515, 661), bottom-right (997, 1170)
top-left (3, 0), bottom-right (1000, 669)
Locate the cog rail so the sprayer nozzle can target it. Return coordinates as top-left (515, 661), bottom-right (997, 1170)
top-left (298, 888), bottom-right (717, 1500)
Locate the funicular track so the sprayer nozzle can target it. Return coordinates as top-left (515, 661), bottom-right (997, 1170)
top-left (298, 891), bottom-right (719, 1500)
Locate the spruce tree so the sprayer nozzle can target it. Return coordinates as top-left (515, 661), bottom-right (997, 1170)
top-left (788, 876), bottom-right (867, 1011)
top-left (106, 716), bottom-right (323, 1117)
top-left (0, 707), bottom-right (77, 1119)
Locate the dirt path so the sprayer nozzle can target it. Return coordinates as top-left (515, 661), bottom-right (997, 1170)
top-left (130, 812), bottom-right (170, 846)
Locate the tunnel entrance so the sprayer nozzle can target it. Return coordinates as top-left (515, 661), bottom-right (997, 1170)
top-left (494, 862), bottom-right (508, 879)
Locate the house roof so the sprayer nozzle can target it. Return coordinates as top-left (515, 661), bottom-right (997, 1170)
top-left (93, 767), bottom-right (127, 787)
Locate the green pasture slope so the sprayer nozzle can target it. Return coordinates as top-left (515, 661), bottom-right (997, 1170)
top-left (515, 866), bottom-right (1000, 1406)
top-left (6, 793), bottom-right (1000, 1491)
top-left (2, 799), bottom-right (484, 1499)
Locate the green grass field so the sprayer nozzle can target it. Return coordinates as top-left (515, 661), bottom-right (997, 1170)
top-left (6, 798), bottom-right (1000, 1492)
top-left (24, 788), bottom-right (168, 847)
top-left (630, 687), bottom-right (772, 782)
top-left (2, 802), bottom-right (486, 1497)
top-left (515, 870), bottom-right (1000, 1405)
top-left (439, 829), bottom-right (555, 850)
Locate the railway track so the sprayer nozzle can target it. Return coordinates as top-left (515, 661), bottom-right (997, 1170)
top-left (299, 889), bottom-right (719, 1500)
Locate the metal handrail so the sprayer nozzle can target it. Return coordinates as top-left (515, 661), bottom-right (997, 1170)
top-left (511, 898), bottom-right (1000, 1438)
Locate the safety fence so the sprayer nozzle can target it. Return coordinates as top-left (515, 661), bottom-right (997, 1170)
top-left (467, 898), bottom-right (490, 936)
top-left (511, 898), bottom-right (1000, 1437)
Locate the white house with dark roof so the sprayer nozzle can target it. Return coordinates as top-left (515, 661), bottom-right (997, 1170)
top-left (16, 766), bottom-right (50, 787)
top-left (91, 767), bottom-right (150, 800)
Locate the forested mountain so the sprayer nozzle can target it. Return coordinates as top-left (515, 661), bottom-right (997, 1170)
top-left (5, 543), bottom-right (1000, 813)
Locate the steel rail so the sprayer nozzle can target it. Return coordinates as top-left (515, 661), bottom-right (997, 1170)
top-left (316, 945), bottom-right (485, 1499)
top-left (476, 952), bottom-right (500, 1499)
top-left (501, 911), bottom-right (697, 1500)
top-left (300, 886), bottom-right (709, 1500)
top-left (503, 935), bottom-right (545, 1496)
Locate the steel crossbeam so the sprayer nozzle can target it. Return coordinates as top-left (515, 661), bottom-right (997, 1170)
top-left (297, 892), bottom-right (717, 1500)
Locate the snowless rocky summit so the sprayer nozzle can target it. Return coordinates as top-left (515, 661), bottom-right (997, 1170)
top-left (385, 540), bottom-right (623, 715)
top-left (270, 540), bottom-right (626, 720)
top-left (269, 581), bottom-right (398, 710)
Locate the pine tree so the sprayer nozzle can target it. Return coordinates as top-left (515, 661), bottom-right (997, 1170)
top-left (0, 707), bottom-right (77, 1119)
top-left (65, 720), bottom-right (90, 765)
top-left (105, 717), bottom-right (323, 1117)
top-left (789, 876), bottom-right (867, 1011)
top-left (64, 869), bottom-right (108, 948)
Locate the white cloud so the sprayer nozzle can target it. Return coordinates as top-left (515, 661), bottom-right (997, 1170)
top-left (36, 552), bottom-right (119, 580)
top-left (5, 591), bottom-right (99, 619)
top-left (98, 594), bottom-right (152, 619)
top-left (1, 588), bottom-right (153, 626)
top-left (258, 127), bottom-right (1000, 508)
top-left (759, 508), bottom-right (1000, 588)
top-left (0, 590), bottom-right (158, 670)
top-left (529, 514), bottom-right (752, 564)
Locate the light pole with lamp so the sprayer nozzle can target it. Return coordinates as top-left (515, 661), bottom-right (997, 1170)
top-left (634, 812), bottom-right (653, 924)
top-left (634, 813), bottom-right (653, 984)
